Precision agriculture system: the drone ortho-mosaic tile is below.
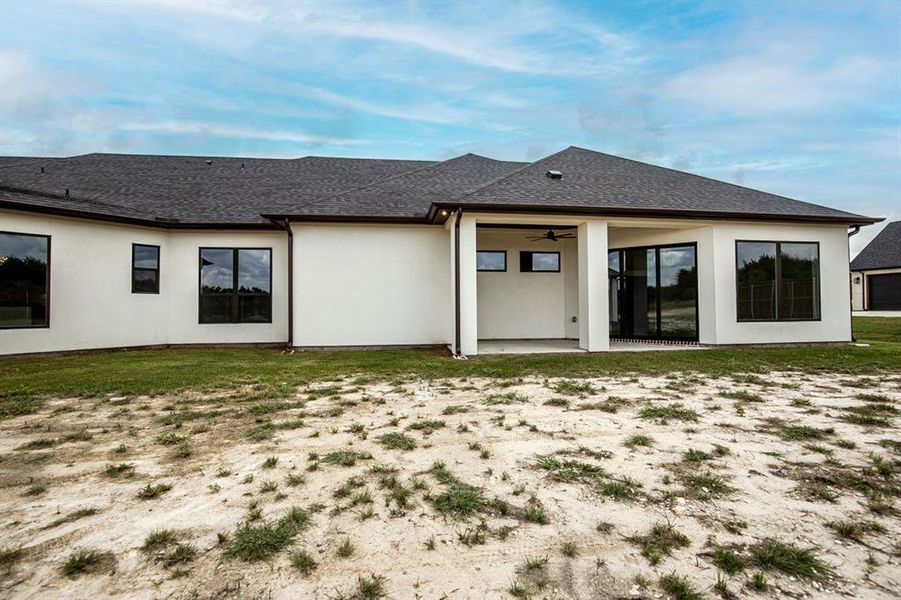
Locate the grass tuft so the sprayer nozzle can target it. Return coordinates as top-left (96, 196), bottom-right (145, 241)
top-left (62, 548), bottom-right (115, 577)
top-left (377, 432), bottom-right (416, 451)
top-left (628, 522), bottom-right (691, 566)
top-left (749, 539), bottom-right (834, 581)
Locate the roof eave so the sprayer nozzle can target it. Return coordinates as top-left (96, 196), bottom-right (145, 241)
top-left (260, 213), bottom-right (428, 225)
top-left (0, 199), bottom-right (280, 230)
top-left (428, 202), bottom-right (883, 226)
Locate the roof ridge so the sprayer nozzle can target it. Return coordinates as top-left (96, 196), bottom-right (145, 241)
top-left (446, 146), bottom-right (571, 202)
top-left (295, 153), bottom-right (482, 212)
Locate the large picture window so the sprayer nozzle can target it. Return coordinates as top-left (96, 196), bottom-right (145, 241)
top-left (132, 244), bottom-right (160, 294)
top-left (736, 241), bottom-right (819, 322)
top-left (199, 248), bottom-right (271, 323)
top-left (608, 243), bottom-right (697, 340)
top-left (0, 232), bottom-right (50, 329)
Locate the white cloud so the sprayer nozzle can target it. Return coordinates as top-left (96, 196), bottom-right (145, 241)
top-left (114, 0), bottom-right (638, 76)
top-left (663, 46), bottom-right (889, 115)
top-left (119, 121), bottom-right (366, 145)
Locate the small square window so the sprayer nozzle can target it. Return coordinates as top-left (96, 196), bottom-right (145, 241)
top-left (520, 251), bottom-right (560, 273)
top-left (132, 244), bottom-right (160, 294)
top-left (477, 251), bottom-right (506, 271)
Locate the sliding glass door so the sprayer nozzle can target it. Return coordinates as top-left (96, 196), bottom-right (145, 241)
top-left (608, 243), bottom-right (697, 341)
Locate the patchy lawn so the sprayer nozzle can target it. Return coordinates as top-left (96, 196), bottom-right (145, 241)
top-left (0, 316), bottom-right (899, 402)
top-left (0, 370), bottom-right (898, 599)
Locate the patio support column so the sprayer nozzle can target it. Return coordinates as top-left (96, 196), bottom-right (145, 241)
top-left (458, 214), bottom-right (479, 356)
top-left (578, 220), bottom-right (609, 352)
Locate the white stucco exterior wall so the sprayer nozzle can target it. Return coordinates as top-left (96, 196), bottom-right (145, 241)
top-left (0, 210), bottom-right (288, 355)
top-left (291, 223), bottom-right (451, 347)
top-left (577, 221), bottom-right (609, 351)
top-left (1, 209), bottom-right (856, 356)
top-left (709, 222), bottom-right (852, 344)
top-left (475, 229), bottom-right (578, 340)
top-left (165, 230), bottom-right (288, 345)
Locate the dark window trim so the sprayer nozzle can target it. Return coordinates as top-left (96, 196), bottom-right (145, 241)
top-left (198, 247), bottom-right (273, 324)
top-left (476, 250), bottom-right (507, 272)
top-left (520, 250), bottom-right (561, 273)
top-left (0, 230), bottom-right (51, 330)
top-left (608, 242), bottom-right (699, 342)
top-left (131, 243), bottom-right (160, 294)
top-left (734, 239), bottom-right (821, 323)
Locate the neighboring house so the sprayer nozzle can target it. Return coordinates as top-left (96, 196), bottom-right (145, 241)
top-left (0, 146), bottom-right (880, 356)
top-left (850, 221), bottom-right (901, 311)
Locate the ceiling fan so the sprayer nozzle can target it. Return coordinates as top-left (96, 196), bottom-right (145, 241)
top-left (526, 229), bottom-right (576, 242)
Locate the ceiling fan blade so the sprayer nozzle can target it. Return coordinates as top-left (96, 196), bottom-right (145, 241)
top-left (557, 233), bottom-right (576, 238)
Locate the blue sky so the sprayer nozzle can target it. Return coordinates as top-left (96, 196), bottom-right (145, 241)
top-left (1, 0), bottom-right (898, 252)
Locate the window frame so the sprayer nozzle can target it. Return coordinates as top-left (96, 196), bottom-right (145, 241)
top-left (476, 250), bottom-right (507, 272)
top-left (735, 240), bottom-right (821, 323)
top-left (198, 247), bottom-right (273, 324)
top-left (0, 230), bottom-right (51, 330)
top-left (519, 250), bottom-right (561, 273)
top-left (131, 243), bottom-right (160, 294)
top-left (608, 241), bottom-right (699, 342)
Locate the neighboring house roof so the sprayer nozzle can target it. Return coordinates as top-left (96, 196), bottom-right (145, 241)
top-left (0, 146), bottom-right (879, 228)
top-left (850, 221), bottom-right (901, 271)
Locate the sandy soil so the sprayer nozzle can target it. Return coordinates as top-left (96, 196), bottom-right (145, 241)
top-left (0, 371), bottom-right (899, 599)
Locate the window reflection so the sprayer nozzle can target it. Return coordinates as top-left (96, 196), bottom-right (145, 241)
top-left (736, 242), bottom-right (818, 321)
top-left (0, 232), bottom-right (49, 328)
top-left (609, 244), bottom-right (697, 340)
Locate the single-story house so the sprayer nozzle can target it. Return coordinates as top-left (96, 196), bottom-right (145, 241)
top-left (850, 221), bottom-right (901, 311)
top-left (0, 146), bottom-right (881, 357)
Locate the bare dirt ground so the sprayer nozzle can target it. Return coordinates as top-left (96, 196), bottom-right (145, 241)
top-left (1, 371), bottom-right (899, 599)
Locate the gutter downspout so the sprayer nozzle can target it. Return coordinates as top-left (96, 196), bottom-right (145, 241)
top-left (284, 219), bottom-right (294, 349)
top-left (848, 225), bottom-right (861, 342)
top-left (267, 218), bottom-right (294, 349)
top-left (454, 209), bottom-right (462, 357)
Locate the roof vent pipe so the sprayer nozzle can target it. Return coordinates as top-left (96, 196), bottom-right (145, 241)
top-left (546, 170), bottom-right (562, 180)
top-left (206, 160), bottom-right (212, 165)
top-left (65, 188), bottom-right (69, 198)
top-left (40, 166), bottom-right (45, 174)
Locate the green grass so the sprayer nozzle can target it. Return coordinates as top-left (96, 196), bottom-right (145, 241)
top-left (659, 573), bottom-right (705, 600)
top-left (1, 337), bottom-right (900, 402)
top-left (62, 548), bottom-right (114, 577)
top-left (432, 486), bottom-right (486, 519)
top-left (749, 539), bottom-right (834, 581)
top-left (377, 432), bottom-right (416, 451)
top-left (629, 522), bottom-right (691, 565)
top-left (710, 546), bottom-right (745, 575)
top-left (290, 549), bottom-right (317, 575)
top-left (226, 507), bottom-right (311, 561)
top-left (853, 316), bottom-right (901, 343)
top-left (638, 403), bottom-right (699, 423)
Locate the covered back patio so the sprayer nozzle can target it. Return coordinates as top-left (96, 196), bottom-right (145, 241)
top-left (449, 212), bottom-right (710, 356)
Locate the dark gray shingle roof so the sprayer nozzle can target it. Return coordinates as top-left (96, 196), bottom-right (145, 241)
top-left (0, 146), bottom-right (878, 227)
top-left (851, 221), bottom-right (901, 271)
top-left (287, 154), bottom-right (526, 219)
top-left (0, 153), bottom-right (435, 225)
top-left (449, 146), bottom-right (873, 223)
